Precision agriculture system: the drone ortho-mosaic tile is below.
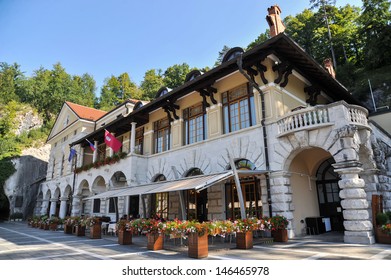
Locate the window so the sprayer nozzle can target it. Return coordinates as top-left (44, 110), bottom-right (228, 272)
top-left (225, 159), bottom-right (262, 219)
top-left (93, 199), bottom-right (101, 213)
top-left (135, 127), bottom-right (144, 155)
top-left (61, 155), bottom-right (65, 176)
top-left (154, 118), bottom-right (170, 153)
top-left (222, 84), bottom-right (256, 134)
top-left (52, 158), bottom-right (56, 178)
top-left (183, 103), bottom-right (207, 145)
top-left (151, 174), bottom-right (168, 219)
top-left (108, 197), bottom-right (118, 213)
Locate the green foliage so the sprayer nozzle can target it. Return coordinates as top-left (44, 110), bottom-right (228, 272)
top-left (162, 63), bottom-right (192, 89)
top-left (376, 212), bottom-right (389, 225)
top-left (140, 69), bottom-right (164, 100)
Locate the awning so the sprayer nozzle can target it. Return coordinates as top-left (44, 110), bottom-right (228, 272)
top-left (82, 170), bottom-right (269, 200)
top-left (143, 171), bottom-right (234, 194)
top-left (83, 188), bottom-right (129, 200)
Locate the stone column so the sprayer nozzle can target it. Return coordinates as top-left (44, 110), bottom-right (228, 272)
top-left (269, 171), bottom-right (294, 237)
top-left (333, 162), bottom-right (375, 244)
top-left (59, 197), bottom-right (68, 219)
top-left (130, 122), bottom-right (137, 154)
top-left (40, 199), bottom-right (50, 216)
top-left (49, 198), bottom-right (57, 217)
top-left (71, 195), bottom-right (82, 216)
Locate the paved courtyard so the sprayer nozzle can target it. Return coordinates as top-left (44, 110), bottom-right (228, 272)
top-left (0, 221), bottom-right (390, 260)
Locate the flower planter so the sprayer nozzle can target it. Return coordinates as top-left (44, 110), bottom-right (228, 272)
top-left (64, 224), bottom-right (73, 234)
top-left (89, 224), bottom-right (102, 239)
top-left (118, 230), bottom-right (132, 245)
top-left (375, 227), bottom-right (391, 244)
top-left (49, 223), bottom-right (58, 231)
top-left (74, 225), bottom-right (86, 236)
top-left (147, 233), bottom-right (164, 250)
top-left (236, 231), bottom-right (253, 249)
top-left (272, 229), bottom-right (288, 242)
top-left (188, 233), bottom-right (208, 259)
top-left (43, 224), bottom-right (50, 230)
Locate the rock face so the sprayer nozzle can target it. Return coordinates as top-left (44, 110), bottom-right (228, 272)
top-left (4, 154), bottom-right (48, 219)
top-left (14, 109), bottom-right (43, 136)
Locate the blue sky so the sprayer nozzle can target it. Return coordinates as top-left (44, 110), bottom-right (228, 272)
top-left (0, 0), bottom-right (363, 93)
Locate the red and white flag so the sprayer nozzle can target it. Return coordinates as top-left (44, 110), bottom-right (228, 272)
top-left (104, 129), bottom-right (122, 152)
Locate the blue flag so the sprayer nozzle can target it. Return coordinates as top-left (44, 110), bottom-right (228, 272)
top-left (68, 148), bottom-right (76, 162)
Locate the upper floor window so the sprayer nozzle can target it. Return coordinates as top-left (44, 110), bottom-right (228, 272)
top-left (154, 118), bottom-right (170, 154)
top-left (222, 83), bottom-right (256, 134)
top-left (183, 103), bottom-right (207, 145)
top-left (135, 127), bottom-right (144, 155)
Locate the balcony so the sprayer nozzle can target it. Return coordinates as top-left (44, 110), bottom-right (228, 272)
top-left (277, 101), bottom-right (369, 137)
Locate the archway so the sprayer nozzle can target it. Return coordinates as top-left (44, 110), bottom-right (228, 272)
top-left (289, 147), bottom-right (333, 236)
top-left (184, 168), bottom-right (207, 221)
top-left (150, 174), bottom-right (167, 219)
top-left (78, 180), bottom-right (90, 215)
top-left (0, 191), bottom-right (10, 220)
top-left (63, 185), bottom-right (72, 217)
top-left (91, 176), bottom-right (106, 215)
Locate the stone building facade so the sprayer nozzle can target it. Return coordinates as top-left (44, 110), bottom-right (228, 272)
top-left (36, 5), bottom-right (391, 245)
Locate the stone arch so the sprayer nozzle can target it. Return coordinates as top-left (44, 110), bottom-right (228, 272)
top-left (91, 176), bottom-right (106, 194)
top-left (151, 173), bottom-right (166, 182)
top-left (78, 179), bottom-right (91, 216)
top-left (184, 167), bottom-right (204, 177)
top-left (110, 171), bottom-right (127, 188)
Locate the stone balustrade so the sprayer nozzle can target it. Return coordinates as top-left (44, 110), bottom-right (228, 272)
top-left (277, 101), bottom-right (369, 137)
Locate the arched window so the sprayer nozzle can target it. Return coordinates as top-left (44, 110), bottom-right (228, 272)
top-left (185, 69), bottom-right (203, 82)
top-left (155, 87), bottom-right (172, 99)
top-left (225, 159), bottom-right (262, 219)
top-left (222, 47), bottom-right (244, 63)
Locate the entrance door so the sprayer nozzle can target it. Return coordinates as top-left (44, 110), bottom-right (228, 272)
top-left (196, 189), bottom-right (208, 222)
top-left (128, 195), bottom-right (139, 219)
top-left (316, 158), bottom-right (344, 231)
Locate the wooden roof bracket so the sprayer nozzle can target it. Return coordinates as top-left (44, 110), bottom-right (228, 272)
top-left (272, 60), bottom-right (293, 87)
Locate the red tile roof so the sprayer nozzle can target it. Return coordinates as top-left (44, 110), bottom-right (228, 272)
top-left (65, 101), bottom-right (107, 121)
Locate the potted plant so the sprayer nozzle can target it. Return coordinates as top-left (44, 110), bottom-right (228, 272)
top-left (270, 215), bottom-right (289, 242)
top-left (49, 216), bottom-right (62, 231)
top-left (84, 216), bottom-right (102, 239)
top-left (233, 217), bottom-right (259, 249)
top-left (375, 212), bottom-right (391, 244)
top-left (183, 220), bottom-right (212, 259)
top-left (141, 219), bottom-right (165, 250)
top-left (117, 220), bottom-right (132, 245)
top-left (73, 216), bottom-right (85, 236)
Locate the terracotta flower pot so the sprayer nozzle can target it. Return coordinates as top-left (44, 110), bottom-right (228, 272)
top-left (89, 224), bottom-right (102, 239)
top-left (188, 232), bottom-right (208, 258)
top-left (272, 229), bottom-right (288, 242)
top-left (118, 230), bottom-right (132, 245)
top-left (375, 227), bottom-right (391, 244)
top-left (64, 224), bottom-right (73, 234)
top-left (147, 233), bottom-right (163, 250)
top-left (236, 231), bottom-right (253, 249)
top-left (49, 223), bottom-right (58, 231)
top-left (74, 225), bottom-right (85, 236)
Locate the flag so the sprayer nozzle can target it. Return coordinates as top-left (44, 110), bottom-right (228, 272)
top-left (68, 148), bottom-right (76, 162)
top-left (104, 129), bottom-right (122, 152)
top-left (86, 139), bottom-right (96, 151)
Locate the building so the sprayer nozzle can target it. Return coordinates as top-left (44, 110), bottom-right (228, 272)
top-left (37, 5), bottom-right (391, 245)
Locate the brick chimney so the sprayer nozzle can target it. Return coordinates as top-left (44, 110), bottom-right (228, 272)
top-left (323, 58), bottom-right (336, 78)
top-left (266, 5), bottom-right (286, 37)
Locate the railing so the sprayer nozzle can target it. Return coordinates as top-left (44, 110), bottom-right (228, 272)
top-left (277, 106), bottom-right (331, 136)
top-left (277, 102), bottom-right (368, 136)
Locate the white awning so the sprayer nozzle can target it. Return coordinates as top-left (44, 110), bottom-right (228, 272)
top-left (143, 171), bottom-right (234, 194)
top-left (82, 170), bottom-right (269, 200)
top-left (83, 188), bottom-right (129, 200)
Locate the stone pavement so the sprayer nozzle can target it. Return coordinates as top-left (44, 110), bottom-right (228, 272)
top-left (0, 221), bottom-right (390, 260)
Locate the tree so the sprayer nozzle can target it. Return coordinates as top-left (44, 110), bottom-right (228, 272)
top-left (69, 73), bottom-right (96, 108)
top-left (0, 63), bottom-right (25, 104)
top-left (140, 69), bottom-right (164, 100)
top-left (285, 9), bottom-right (318, 57)
top-left (98, 73), bottom-right (138, 110)
top-left (162, 63), bottom-right (192, 89)
top-left (214, 45), bottom-right (231, 67)
top-left (247, 31), bottom-right (270, 50)
top-left (359, 0), bottom-right (391, 69)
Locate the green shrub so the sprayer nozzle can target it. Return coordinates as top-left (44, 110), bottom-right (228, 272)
top-left (376, 213), bottom-right (389, 226)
